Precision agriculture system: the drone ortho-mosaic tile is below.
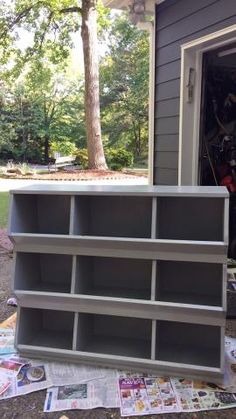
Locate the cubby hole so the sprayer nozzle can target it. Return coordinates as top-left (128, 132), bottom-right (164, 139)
top-left (10, 194), bottom-right (70, 234)
top-left (156, 321), bottom-right (221, 368)
top-left (73, 196), bottom-right (152, 238)
top-left (76, 314), bottom-right (152, 359)
top-left (156, 261), bottom-right (223, 306)
top-left (157, 197), bottom-right (224, 241)
top-left (18, 308), bottom-right (74, 350)
top-left (74, 256), bottom-right (152, 299)
top-left (14, 252), bottom-right (72, 293)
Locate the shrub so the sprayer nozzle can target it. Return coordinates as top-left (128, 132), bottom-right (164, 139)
top-left (74, 148), bottom-right (88, 169)
top-left (105, 147), bottom-right (133, 171)
top-left (50, 140), bottom-right (77, 157)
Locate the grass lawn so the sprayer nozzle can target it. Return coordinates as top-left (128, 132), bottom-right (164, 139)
top-left (0, 192), bottom-right (9, 228)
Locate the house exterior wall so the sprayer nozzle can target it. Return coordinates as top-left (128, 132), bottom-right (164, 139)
top-left (154, 0), bottom-right (236, 185)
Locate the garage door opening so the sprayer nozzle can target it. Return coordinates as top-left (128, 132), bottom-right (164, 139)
top-left (199, 43), bottom-right (236, 256)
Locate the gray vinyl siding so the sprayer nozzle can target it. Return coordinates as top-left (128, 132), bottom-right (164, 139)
top-left (154, 0), bottom-right (236, 185)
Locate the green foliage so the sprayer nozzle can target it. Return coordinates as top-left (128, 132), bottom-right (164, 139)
top-left (0, 192), bottom-right (9, 228)
top-left (105, 147), bottom-right (133, 171)
top-left (74, 148), bottom-right (89, 169)
top-left (50, 139), bottom-right (77, 156)
top-left (0, 61), bottom-right (86, 163)
top-left (100, 13), bottom-right (149, 161)
top-left (0, 0), bottom-right (80, 76)
top-left (0, 5), bottom-right (148, 167)
top-left (74, 146), bottom-right (133, 170)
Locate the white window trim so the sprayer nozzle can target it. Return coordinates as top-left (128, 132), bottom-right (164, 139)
top-left (179, 24), bottom-right (236, 186)
top-left (138, 18), bottom-right (156, 185)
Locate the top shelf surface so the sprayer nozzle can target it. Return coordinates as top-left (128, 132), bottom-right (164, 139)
top-left (10, 184), bottom-right (229, 198)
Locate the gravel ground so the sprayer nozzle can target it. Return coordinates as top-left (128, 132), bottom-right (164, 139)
top-left (0, 245), bottom-right (236, 418)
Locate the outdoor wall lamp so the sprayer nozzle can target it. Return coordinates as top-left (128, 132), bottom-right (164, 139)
top-left (186, 67), bottom-right (195, 103)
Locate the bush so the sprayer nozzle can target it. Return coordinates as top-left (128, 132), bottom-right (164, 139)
top-left (50, 140), bottom-right (77, 157)
top-left (105, 147), bottom-right (133, 171)
top-left (74, 148), bottom-right (88, 169)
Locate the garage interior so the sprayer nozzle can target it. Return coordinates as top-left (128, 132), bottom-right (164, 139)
top-left (199, 43), bottom-right (236, 257)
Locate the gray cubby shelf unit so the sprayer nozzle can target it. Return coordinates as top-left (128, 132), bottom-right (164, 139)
top-left (9, 185), bottom-right (229, 382)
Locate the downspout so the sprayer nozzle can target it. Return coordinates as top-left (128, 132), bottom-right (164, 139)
top-left (137, 19), bottom-right (155, 185)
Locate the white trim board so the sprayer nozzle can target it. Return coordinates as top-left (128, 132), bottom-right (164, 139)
top-left (179, 24), bottom-right (236, 186)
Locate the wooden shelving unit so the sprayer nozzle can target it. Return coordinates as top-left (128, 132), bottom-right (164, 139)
top-left (9, 185), bottom-right (229, 382)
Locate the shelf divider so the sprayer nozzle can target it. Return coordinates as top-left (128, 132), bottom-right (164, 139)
top-left (151, 320), bottom-right (156, 360)
top-left (72, 312), bottom-right (79, 350)
top-left (223, 197), bottom-right (229, 243)
top-left (151, 197), bottom-right (157, 239)
top-left (69, 196), bottom-right (75, 235)
top-left (70, 256), bottom-right (77, 294)
top-left (151, 260), bottom-right (157, 301)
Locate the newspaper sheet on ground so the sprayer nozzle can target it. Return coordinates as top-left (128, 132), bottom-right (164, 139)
top-left (0, 356), bottom-right (105, 400)
top-left (44, 372), bottom-right (120, 412)
top-left (118, 377), bottom-right (180, 416)
top-left (118, 375), bottom-right (236, 416)
top-left (0, 328), bottom-right (15, 355)
top-left (172, 378), bottom-right (236, 413)
top-left (0, 354), bottom-right (29, 375)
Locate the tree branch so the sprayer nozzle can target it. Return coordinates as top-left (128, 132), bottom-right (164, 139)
top-left (60, 7), bottom-right (82, 14)
top-left (10, 5), bottom-right (34, 28)
top-left (38, 11), bottom-right (54, 50)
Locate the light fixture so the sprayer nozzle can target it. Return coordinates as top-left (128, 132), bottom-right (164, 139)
top-left (129, 0), bottom-right (146, 24)
top-left (186, 67), bottom-right (195, 103)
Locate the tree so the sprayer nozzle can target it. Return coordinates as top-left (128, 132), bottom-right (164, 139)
top-left (81, 0), bottom-right (107, 169)
top-left (100, 13), bottom-right (149, 162)
top-left (0, 62), bottom-right (86, 163)
top-left (0, 0), bottom-right (107, 169)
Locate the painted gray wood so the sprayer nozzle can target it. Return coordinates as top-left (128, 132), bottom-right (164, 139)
top-left (155, 135), bottom-right (179, 152)
top-left (156, 261), bottom-right (224, 307)
top-left (156, 321), bottom-right (221, 368)
top-left (76, 314), bottom-right (152, 359)
top-left (155, 98), bottom-right (179, 119)
top-left (16, 345), bottom-right (224, 383)
top-left (11, 235), bottom-right (228, 263)
top-left (154, 152), bottom-right (178, 169)
top-left (154, 168), bottom-right (178, 185)
top-left (10, 186), bottom-right (228, 380)
top-left (15, 292), bottom-right (226, 326)
top-left (155, 116), bottom-right (179, 135)
top-left (9, 184), bottom-right (229, 197)
top-left (74, 256), bottom-right (152, 299)
top-left (14, 252), bottom-right (73, 293)
top-left (156, 0), bottom-right (218, 31)
top-left (154, 0), bottom-right (236, 184)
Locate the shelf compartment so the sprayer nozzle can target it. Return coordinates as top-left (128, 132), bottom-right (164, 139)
top-left (74, 256), bottom-right (152, 299)
top-left (156, 261), bottom-right (223, 306)
top-left (156, 321), bottom-right (221, 368)
top-left (17, 308), bottom-right (74, 350)
top-left (14, 252), bottom-right (73, 293)
top-left (76, 314), bottom-right (152, 359)
top-left (10, 194), bottom-right (71, 234)
top-left (73, 196), bottom-right (152, 238)
top-left (156, 197), bottom-right (224, 241)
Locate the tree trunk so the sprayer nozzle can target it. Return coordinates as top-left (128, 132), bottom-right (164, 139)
top-left (44, 133), bottom-right (50, 163)
top-left (81, 0), bottom-right (107, 170)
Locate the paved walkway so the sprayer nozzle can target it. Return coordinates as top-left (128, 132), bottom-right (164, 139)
top-left (0, 177), bottom-right (148, 192)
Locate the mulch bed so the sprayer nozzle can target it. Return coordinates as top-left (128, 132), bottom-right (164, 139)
top-left (0, 229), bottom-right (13, 252)
top-left (1, 169), bottom-right (147, 181)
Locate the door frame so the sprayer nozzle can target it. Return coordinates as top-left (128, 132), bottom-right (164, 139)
top-left (179, 25), bottom-right (236, 186)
